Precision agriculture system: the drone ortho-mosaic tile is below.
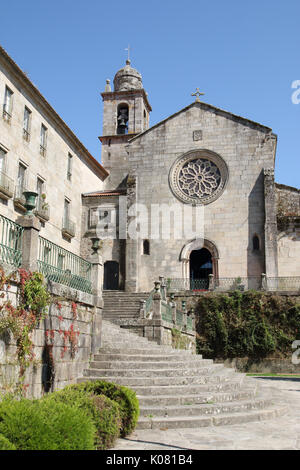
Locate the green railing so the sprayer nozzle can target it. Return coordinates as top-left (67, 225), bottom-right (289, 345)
top-left (37, 236), bottom-right (92, 293)
top-left (176, 310), bottom-right (183, 327)
top-left (161, 301), bottom-right (173, 323)
top-left (0, 214), bottom-right (23, 267)
top-left (187, 315), bottom-right (193, 331)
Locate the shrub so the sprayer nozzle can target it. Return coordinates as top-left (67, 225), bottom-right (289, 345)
top-left (196, 291), bottom-right (300, 360)
top-left (43, 386), bottom-right (121, 449)
top-left (62, 380), bottom-right (139, 436)
top-left (0, 434), bottom-right (16, 450)
top-left (0, 396), bottom-right (96, 450)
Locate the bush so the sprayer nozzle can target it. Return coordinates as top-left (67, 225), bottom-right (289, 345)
top-left (43, 386), bottom-right (121, 449)
top-left (63, 380), bottom-right (139, 437)
top-left (196, 291), bottom-right (300, 360)
top-left (0, 396), bottom-right (96, 450)
top-left (0, 434), bottom-right (16, 450)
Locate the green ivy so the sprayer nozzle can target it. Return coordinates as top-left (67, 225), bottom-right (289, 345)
top-left (196, 291), bottom-right (300, 359)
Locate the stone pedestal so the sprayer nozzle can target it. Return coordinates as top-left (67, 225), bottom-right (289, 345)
top-left (16, 215), bottom-right (41, 272)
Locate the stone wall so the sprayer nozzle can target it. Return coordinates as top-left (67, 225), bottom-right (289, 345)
top-left (276, 183), bottom-right (300, 277)
top-left (120, 319), bottom-right (196, 353)
top-left (215, 357), bottom-right (300, 374)
top-left (276, 183), bottom-right (300, 217)
top-left (0, 279), bottom-right (100, 398)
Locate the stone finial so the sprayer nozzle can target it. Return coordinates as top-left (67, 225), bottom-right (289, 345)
top-left (105, 79), bottom-right (111, 92)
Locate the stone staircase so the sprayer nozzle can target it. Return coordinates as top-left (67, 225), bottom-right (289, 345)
top-left (78, 319), bottom-right (288, 430)
top-left (102, 291), bottom-right (148, 323)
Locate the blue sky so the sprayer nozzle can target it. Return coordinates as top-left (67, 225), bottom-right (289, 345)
top-left (1, 0), bottom-right (299, 188)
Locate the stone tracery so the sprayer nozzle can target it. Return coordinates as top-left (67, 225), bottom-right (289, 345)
top-left (169, 150), bottom-right (228, 205)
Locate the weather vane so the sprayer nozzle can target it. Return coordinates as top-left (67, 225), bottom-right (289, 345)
top-left (191, 88), bottom-right (205, 102)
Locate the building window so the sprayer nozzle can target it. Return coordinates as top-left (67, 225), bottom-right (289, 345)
top-left (16, 162), bottom-right (27, 199)
top-left (143, 239), bottom-right (150, 255)
top-left (40, 124), bottom-right (47, 156)
top-left (23, 107), bottom-right (31, 141)
top-left (3, 86), bottom-right (13, 122)
top-left (67, 153), bottom-right (73, 181)
top-left (253, 235), bottom-right (260, 251)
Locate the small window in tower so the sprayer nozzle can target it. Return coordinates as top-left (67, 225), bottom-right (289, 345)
top-left (143, 109), bottom-right (147, 129)
top-left (143, 239), bottom-right (150, 255)
top-left (117, 104), bottom-right (129, 135)
top-left (253, 235), bottom-right (260, 251)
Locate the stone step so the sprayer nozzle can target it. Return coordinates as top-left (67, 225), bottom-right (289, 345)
top-left (137, 388), bottom-right (256, 407)
top-left (97, 347), bottom-right (197, 356)
top-left (78, 372), bottom-right (238, 387)
top-left (128, 380), bottom-right (244, 396)
top-left (80, 319), bottom-right (287, 430)
top-left (139, 397), bottom-right (272, 418)
top-left (83, 364), bottom-right (227, 378)
top-left (136, 405), bottom-right (288, 430)
top-left (89, 359), bottom-right (217, 370)
top-left (93, 354), bottom-right (211, 363)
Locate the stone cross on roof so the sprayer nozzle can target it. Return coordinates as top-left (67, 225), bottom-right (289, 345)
top-left (191, 88), bottom-right (205, 102)
top-left (125, 45), bottom-right (131, 63)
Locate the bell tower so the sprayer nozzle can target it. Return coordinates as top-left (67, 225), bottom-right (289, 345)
top-left (99, 59), bottom-right (152, 188)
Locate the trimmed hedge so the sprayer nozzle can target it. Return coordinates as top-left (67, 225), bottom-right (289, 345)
top-left (0, 397), bottom-right (96, 450)
top-left (196, 291), bottom-right (300, 359)
top-left (0, 434), bottom-right (16, 450)
top-left (64, 380), bottom-right (140, 437)
top-left (43, 386), bottom-right (121, 450)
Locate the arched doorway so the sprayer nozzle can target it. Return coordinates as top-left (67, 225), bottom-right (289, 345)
top-left (180, 238), bottom-right (219, 290)
top-left (104, 261), bottom-right (119, 290)
top-left (190, 248), bottom-right (212, 290)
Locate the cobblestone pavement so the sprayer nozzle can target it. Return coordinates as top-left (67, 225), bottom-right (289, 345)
top-left (112, 377), bottom-right (300, 450)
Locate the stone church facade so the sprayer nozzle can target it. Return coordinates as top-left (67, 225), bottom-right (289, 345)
top-left (81, 59), bottom-right (299, 293)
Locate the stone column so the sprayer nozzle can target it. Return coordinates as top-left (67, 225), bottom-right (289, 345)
top-left (152, 281), bottom-right (162, 320)
top-left (88, 251), bottom-right (103, 354)
top-left (139, 300), bottom-right (146, 319)
top-left (159, 276), bottom-right (166, 300)
top-left (16, 215), bottom-right (41, 272)
top-left (182, 300), bottom-right (187, 330)
top-left (125, 173), bottom-right (139, 292)
top-left (170, 293), bottom-right (176, 324)
top-left (264, 168), bottom-right (278, 278)
top-left (191, 308), bottom-right (195, 331)
top-left (261, 273), bottom-right (267, 291)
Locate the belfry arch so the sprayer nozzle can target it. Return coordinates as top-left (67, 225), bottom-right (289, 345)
top-left (180, 238), bottom-right (219, 283)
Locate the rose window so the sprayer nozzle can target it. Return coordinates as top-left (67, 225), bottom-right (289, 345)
top-left (169, 151), bottom-right (228, 205)
top-left (178, 159), bottom-right (221, 199)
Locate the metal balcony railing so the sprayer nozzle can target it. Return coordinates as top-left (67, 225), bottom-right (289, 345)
top-left (0, 171), bottom-right (14, 199)
top-left (13, 184), bottom-right (28, 209)
top-left (40, 145), bottom-right (46, 157)
top-left (62, 217), bottom-right (75, 238)
top-left (2, 104), bottom-right (12, 122)
top-left (23, 128), bottom-right (30, 142)
top-left (0, 214), bottom-right (23, 267)
top-left (34, 196), bottom-right (50, 222)
top-left (37, 236), bottom-right (92, 293)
